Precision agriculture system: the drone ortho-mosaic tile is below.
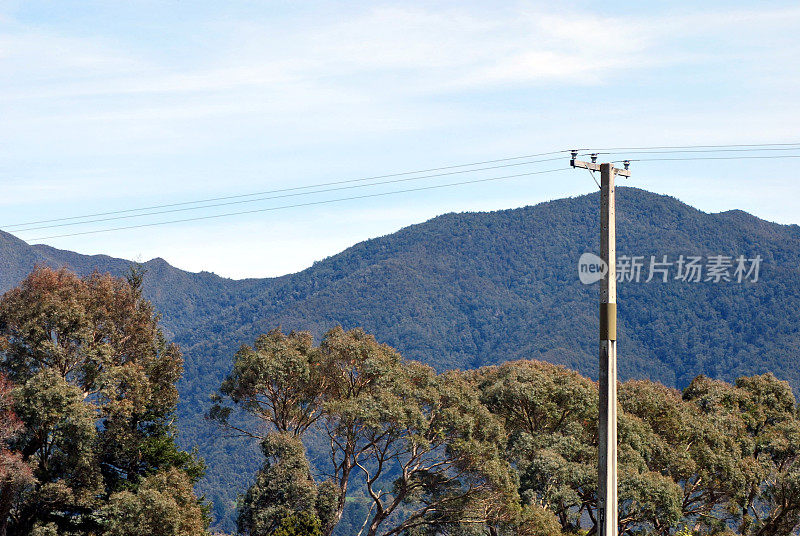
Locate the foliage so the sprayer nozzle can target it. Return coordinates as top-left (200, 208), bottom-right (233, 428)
top-left (213, 327), bottom-right (517, 536)
top-left (237, 432), bottom-right (336, 535)
top-left (212, 323), bottom-right (800, 536)
top-left (0, 373), bottom-right (29, 484)
top-left (471, 360), bottom-right (597, 532)
top-left (514, 504), bottom-right (565, 536)
top-left (272, 511), bottom-right (322, 536)
top-left (473, 361), bottom-right (800, 536)
top-left (212, 329), bottom-right (326, 438)
top-left (102, 468), bottom-right (207, 536)
top-left (0, 266), bottom-right (207, 535)
top-left (0, 373), bottom-right (33, 536)
top-left (682, 373), bottom-right (800, 535)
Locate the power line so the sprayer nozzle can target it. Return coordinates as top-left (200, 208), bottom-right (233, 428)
top-left (581, 142), bottom-right (800, 151)
top-left (11, 156), bottom-right (566, 233)
top-left (616, 154), bottom-right (800, 163)
top-left (2, 150), bottom-right (570, 229)
top-left (27, 167), bottom-right (571, 241)
top-left (9, 141), bottom-right (800, 238)
top-left (9, 142), bottom-right (798, 230)
top-left (578, 146), bottom-right (800, 157)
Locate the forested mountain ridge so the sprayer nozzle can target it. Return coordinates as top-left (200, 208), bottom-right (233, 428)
top-left (2, 187), bottom-right (800, 531)
top-left (0, 229), bottom-right (266, 339)
top-left (173, 187), bottom-right (800, 394)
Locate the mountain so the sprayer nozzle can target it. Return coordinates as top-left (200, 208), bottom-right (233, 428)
top-left (3, 187), bottom-right (800, 531)
top-left (0, 229), bottom-right (268, 339)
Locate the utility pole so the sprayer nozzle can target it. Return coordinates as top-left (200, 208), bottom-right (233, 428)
top-left (570, 151), bottom-right (630, 536)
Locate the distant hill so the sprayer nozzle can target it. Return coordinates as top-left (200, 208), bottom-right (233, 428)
top-left (3, 187), bottom-right (800, 531)
top-left (0, 230), bottom-right (268, 339)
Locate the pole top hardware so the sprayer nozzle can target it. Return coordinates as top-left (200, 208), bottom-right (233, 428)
top-left (570, 156), bottom-right (631, 178)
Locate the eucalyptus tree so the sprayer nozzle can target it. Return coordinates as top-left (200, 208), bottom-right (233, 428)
top-left (472, 360), bottom-right (598, 532)
top-left (474, 361), bottom-right (688, 536)
top-left (683, 373), bottom-right (800, 536)
top-left (212, 327), bottom-right (517, 536)
top-left (0, 266), bottom-right (206, 535)
top-left (0, 373), bottom-right (33, 536)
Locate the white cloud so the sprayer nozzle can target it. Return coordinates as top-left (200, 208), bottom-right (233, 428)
top-left (2, 2), bottom-right (799, 277)
top-left (3, 4), bottom-right (798, 128)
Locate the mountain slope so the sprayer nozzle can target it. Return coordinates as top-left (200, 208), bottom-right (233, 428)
top-left (176, 187), bottom-right (800, 389)
top-left (3, 187), bottom-right (800, 530)
top-left (0, 231), bottom-right (268, 339)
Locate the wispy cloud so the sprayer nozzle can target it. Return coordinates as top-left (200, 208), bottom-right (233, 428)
top-left (1, 1), bottom-right (799, 277)
top-left (3, 4), bottom-right (798, 127)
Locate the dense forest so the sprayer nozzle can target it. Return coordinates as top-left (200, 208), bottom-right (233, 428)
top-left (2, 187), bottom-right (800, 531)
top-left (1, 267), bottom-right (799, 535)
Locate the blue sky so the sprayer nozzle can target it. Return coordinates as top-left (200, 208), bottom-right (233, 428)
top-left (2, 1), bottom-right (799, 278)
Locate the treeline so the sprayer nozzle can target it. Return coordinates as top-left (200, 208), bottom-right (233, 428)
top-left (2, 267), bottom-right (799, 536)
top-left (211, 328), bottom-right (800, 536)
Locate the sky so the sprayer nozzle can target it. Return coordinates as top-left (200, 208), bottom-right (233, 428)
top-left (2, 0), bottom-right (799, 279)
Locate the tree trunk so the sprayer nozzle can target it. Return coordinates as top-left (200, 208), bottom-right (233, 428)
top-left (366, 517), bottom-right (382, 536)
top-left (323, 460), bottom-right (354, 536)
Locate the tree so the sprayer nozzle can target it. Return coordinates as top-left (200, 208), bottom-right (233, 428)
top-left (237, 432), bottom-right (337, 536)
top-left (212, 327), bottom-right (517, 536)
top-left (514, 504), bottom-right (564, 536)
top-left (212, 329), bottom-right (326, 438)
top-left (0, 266), bottom-right (206, 535)
top-left (271, 511), bottom-right (322, 536)
top-left (318, 328), bottom-right (516, 536)
top-left (618, 380), bottom-right (738, 534)
top-left (210, 329), bottom-right (336, 534)
top-left (474, 361), bottom-right (690, 536)
top-left (683, 373), bottom-right (800, 535)
top-left (103, 467), bottom-right (206, 536)
top-left (0, 373), bottom-right (33, 536)
top-left (11, 368), bottom-right (102, 532)
top-left (472, 360), bottom-right (597, 532)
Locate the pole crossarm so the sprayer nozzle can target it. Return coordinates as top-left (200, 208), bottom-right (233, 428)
top-left (571, 159), bottom-right (631, 177)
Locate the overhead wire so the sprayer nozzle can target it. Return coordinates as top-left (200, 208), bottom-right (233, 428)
top-left (8, 142), bottom-right (800, 230)
top-left (615, 154), bottom-right (800, 163)
top-left (26, 167), bottom-right (572, 241)
top-left (577, 146), bottom-right (800, 157)
top-left (2, 150), bottom-right (571, 229)
top-left (579, 142), bottom-right (800, 151)
top-left (9, 142), bottom-right (800, 241)
top-left (10, 156), bottom-right (567, 233)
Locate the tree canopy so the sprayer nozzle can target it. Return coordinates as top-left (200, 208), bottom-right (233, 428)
top-left (212, 327), bottom-right (518, 536)
top-left (4, 266), bottom-right (800, 536)
top-left (0, 266), bottom-right (207, 535)
top-left (215, 328), bottom-right (800, 536)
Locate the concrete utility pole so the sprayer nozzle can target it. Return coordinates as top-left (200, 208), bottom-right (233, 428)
top-left (570, 152), bottom-right (630, 536)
